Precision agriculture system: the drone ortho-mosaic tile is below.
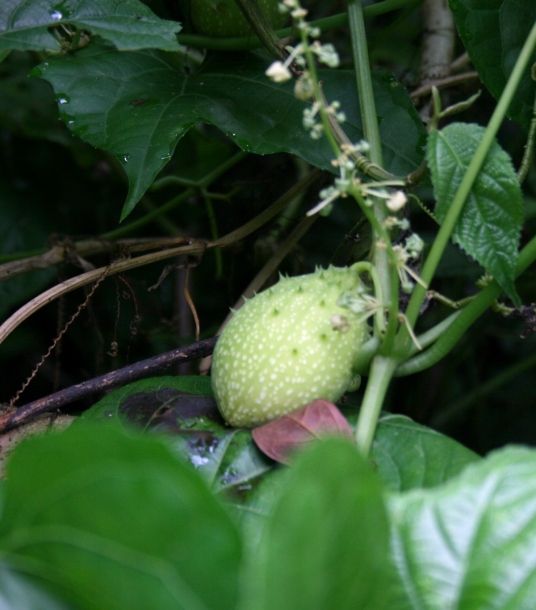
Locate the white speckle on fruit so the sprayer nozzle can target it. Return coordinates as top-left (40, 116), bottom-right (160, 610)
top-left (211, 266), bottom-right (369, 427)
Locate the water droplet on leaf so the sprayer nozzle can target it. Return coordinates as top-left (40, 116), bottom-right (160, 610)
top-left (190, 455), bottom-right (209, 468)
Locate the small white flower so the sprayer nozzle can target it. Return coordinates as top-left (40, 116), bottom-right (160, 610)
top-left (307, 185), bottom-right (340, 216)
top-left (291, 7), bottom-right (308, 18)
top-left (314, 43), bottom-right (339, 67)
top-left (405, 233), bottom-right (424, 258)
top-left (386, 190), bottom-right (407, 212)
top-left (265, 61), bottom-right (292, 83)
top-left (294, 74), bottom-right (314, 100)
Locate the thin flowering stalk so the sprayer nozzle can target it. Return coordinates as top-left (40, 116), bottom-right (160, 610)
top-left (288, 6), bottom-right (342, 157)
top-left (347, 183), bottom-right (400, 351)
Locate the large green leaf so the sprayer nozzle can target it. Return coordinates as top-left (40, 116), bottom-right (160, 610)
top-left (449, 0), bottom-right (536, 131)
top-left (35, 44), bottom-right (426, 218)
top-left (244, 439), bottom-right (394, 610)
top-left (427, 122), bottom-right (523, 305)
top-left (0, 0), bottom-right (182, 52)
top-left (0, 425), bottom-right (242, 610)
top-left (389, 446), bottom-right (536, 608)
top-left (371, 415), bottom-right (480, 492)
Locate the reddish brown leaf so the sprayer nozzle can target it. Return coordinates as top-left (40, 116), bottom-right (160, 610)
top-left (252, 399), bottom-right (354, 464)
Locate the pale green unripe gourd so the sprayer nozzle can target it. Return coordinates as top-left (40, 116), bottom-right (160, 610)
top-left (211, 266), bottom-right (370, 427)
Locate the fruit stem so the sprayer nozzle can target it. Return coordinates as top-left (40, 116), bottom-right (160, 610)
top-left (355, 354), bottom-right (397, 456)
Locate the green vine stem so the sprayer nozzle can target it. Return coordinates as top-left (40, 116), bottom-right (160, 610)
top-left (349, 261), bottom-right (386, 335)
top-left (399, 19), bottom-right (536, 352)
top-left (347, 0), bottom-right (397, 327)
top-left (395, 231), bottom-right (536, 376)
top-left (202, 191), bottom-right (224, 279)
top-left (347, 0), bottom-right (383, 165)
top-left (354, 16), bottom-right (536, 457)
top-left (355, 354), bottom-right (398, 455)
top-left (347, 184), bottom-right (400, 351)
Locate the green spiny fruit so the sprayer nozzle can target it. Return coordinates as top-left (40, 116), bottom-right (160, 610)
top-left (190, 0), bottom-right (287, 38)
top-left (211, 266), bottom-right (370, 427)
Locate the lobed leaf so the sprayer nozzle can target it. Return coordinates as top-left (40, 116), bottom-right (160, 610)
top-left (0, 0), bottom-right (182, 52)
top-left (35, 44), bottom-right (427, 219)
top-left (427, 122), bottom-right (523, 306)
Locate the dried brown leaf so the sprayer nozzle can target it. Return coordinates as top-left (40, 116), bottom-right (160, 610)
top-left (252, 399), bottom-right (354, 464)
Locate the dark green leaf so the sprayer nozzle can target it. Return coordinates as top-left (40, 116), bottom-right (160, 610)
top-left (371, 415), bottom-right (480, 492)
top-left (36, 45), bottom-right (426, 218)
top-left (0, 425), bottom-right (242, 610)
top-left (245, 439), bottom-right (393, 610)
top-left (450, 0), bottom-right (536, 131)
top-left (389, 446), bottom-right (536, 608)
top-left (0, 0), bottom-right (182, 52)
top-left (427, 122), bottom-right (523, 305)
top-left (78, 376), bottom-right (276, 497)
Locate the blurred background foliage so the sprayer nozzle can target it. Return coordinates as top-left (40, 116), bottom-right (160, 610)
top-left (1, 0), bottom-right (535, 455)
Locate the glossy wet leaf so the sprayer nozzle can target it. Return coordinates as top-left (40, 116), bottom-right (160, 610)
top-left (79, 376), bottom-right (275, 497)
top-left (0, 0), bottom-right (182, 52)
top-left (449, 0), bottom-right (536, 131)
top-left (371, 415), bottom-right (480, 492)
top-left (389, 446), bottom-right (536, 608)
top-left (245, 439), bottom-right (393, 610)
top-left (36, 44), bottom-right (426, 218)
top-left (428, 122), bottom-right (523, 306)
top-left (252, 399), bottom-right (354, 465)
top-left (0, 425), bottom-right (242, 610)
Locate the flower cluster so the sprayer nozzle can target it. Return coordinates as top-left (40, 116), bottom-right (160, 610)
top-left (265, 0), bottom-right (342, 140)
top-left (392, 234), bottom-right (425, 293)
top-left (264, 0), bottom-right (427, 302)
